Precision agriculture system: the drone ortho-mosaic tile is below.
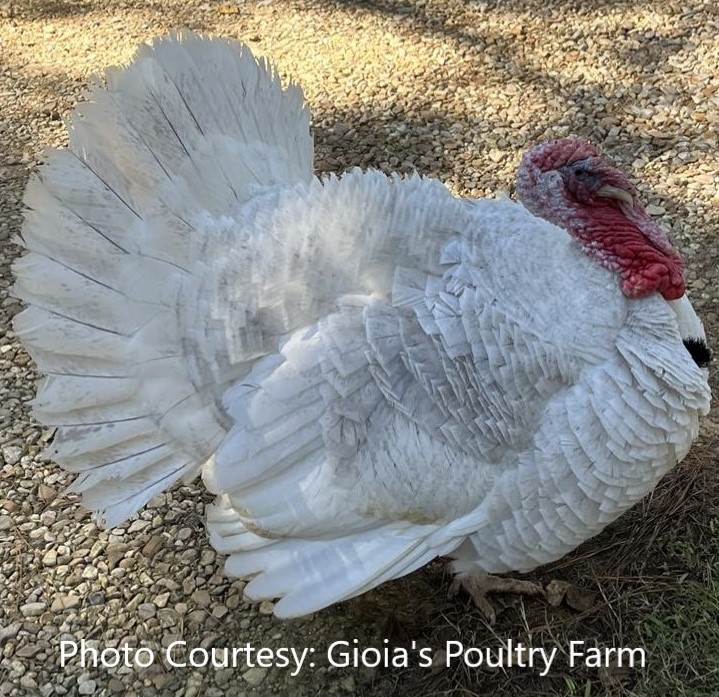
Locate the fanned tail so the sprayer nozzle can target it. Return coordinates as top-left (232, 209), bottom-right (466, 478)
top-left (13, 33), bottom-right (313, 527)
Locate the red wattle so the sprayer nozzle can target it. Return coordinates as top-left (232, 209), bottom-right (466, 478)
top-left (580, 207), bottom-right (685, 301)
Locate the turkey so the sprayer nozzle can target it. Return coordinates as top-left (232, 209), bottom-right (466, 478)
top-left (13, 33), bottom-right (711, 619)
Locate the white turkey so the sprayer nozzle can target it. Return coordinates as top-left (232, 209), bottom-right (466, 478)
top-left (13, 33), bottom-right (711, 620)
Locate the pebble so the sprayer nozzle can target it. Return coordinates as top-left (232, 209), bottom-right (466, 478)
top-left (137, 603), bottom-right (157, 619)
top-left (1, 445), bottom-right (22, 466)
top-left (81, 566), bottom-right (99, 580)
top-left (50, 595), bottom-right (81, 612)
top-left (127, 519), bottom-right (151, 534)
top-left (0, 624), bottom-right (21, 644)
top-left (38, 484), bottom-right (56, 501)
top-left (141, 535), bottom-right (164, 557)
top-left (191, 589), bottom-right (211, 607)
top-left (0, 515), bottom-right (13, 531)
top-left (212, 604), bottom-right (229, 619)
top-left (107, 678), bottom-right (125, 693)
top-left (19, 675), bottom-right (37, 690)
top-left (20, 602), bottom-right (46, 618)
top-left (77, 679), bottom-right (97, 695)
top-left (242, 667), bottom-right (268, 687)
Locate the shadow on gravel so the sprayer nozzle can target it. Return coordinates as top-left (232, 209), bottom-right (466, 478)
top-left (3, 0), bottom-right (94, 20)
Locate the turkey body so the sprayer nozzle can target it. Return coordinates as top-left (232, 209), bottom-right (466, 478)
top-left (13, 34), bottom-right (710, 617)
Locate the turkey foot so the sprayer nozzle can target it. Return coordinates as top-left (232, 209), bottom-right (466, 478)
top-left (449, 572), bottom-right (544, 624)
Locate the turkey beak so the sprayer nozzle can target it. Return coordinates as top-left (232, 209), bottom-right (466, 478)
top-left (596, 185), bottom-right (634, 207)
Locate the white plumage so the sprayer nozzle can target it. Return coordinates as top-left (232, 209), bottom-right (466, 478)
top-left (14, 33), bottom-right (710, 618)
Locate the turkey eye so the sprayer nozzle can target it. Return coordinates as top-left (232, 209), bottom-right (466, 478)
top-left (573, 166), bottom-right (590, 178)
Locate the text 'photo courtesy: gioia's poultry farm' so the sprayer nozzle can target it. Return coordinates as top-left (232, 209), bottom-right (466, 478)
top-left (2, 8), bottom-right (719, 697)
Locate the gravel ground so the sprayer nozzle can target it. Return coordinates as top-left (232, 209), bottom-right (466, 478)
top-left (1, 0), bottom-right (718, 695)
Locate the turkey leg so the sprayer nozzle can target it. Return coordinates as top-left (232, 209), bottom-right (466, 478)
top-left (449, 572), bottom-right (545, 624)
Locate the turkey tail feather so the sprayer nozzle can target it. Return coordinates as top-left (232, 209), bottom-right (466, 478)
top-left (13, 33), bottom-right (312, 527)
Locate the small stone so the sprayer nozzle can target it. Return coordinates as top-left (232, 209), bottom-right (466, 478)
top-left (192, 589), bottom-right (211, 607)
top-left (341, 676), bottom-right (356, 691)
top-left (151, 673), bottom-right (176, 689)
top-left (51, 594), bottom-right (81, 612)
top-left (78, 679), bottom-right (97, 695)
top-left (545, 579), bottom-right (570, 607)
top-left (153, 592), bottom-right (170, 609)
top-left (259, 600), bottom-right (274, 615)
top-left (138, 603), bottom-right (157, 619)
top-left (1, 445), bottom-right (22, 466)
top-left (0, 623), bottom-right (21, 645)
top-left (81, 566), bottom-right (98, 580)
top-left (0, 515), bottom-right (13, 531)
top-left (157, 608), bottom-right (178, 628)
top-left (159, 578), bottom-right (180, 592)
top-left (142, 535), bottom-right (164, 557)
top-left (147, 493), bottom-right (166, 508)
top-left (17, 644), bottom-right (42, 658)
top-left (200, 549), bottom-right (215, 565)
top-left (183, 672), bottom-right (205, 697)
top-left (188, 610), bottom-right (206, 624)
top-left (212, 605), bottom-right (229, 619)
top-left (20, 602), bottom-right (47, 617)
top-left (488, 149), bottom-right (504, 163)
top-left (19, 675), bottom-right (37, 690)
top-left (242, 667), bottom-right (267, 687)
top-left (127, 519), bottom-right (151, 533)
top-left (8, 659), bottom-right (25, 676)
top-left (87, 591), bottom-right (105, 606)
top-left (215, 668), bottom-right (234, 687)
top-left (42, 549), bottom-right (57, 566)
top-left (38, 484), bottom-right (57, 502)
top-left (108, 678), bottom-right (125, 693)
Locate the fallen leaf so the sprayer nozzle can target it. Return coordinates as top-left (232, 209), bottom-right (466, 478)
top-left (545, 580), bottom-right (596, 611)
top-left (566, 584), bottom-right (597, 612)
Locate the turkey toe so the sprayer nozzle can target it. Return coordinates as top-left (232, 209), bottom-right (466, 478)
top-left (450, 573), bottom-right (545, 624)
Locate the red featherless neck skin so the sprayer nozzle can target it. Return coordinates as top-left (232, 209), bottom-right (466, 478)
top-left (516, 138), bottom-right (685, 301)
